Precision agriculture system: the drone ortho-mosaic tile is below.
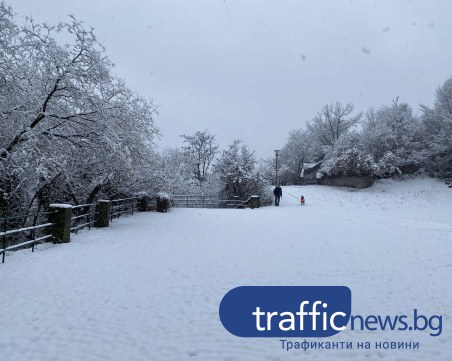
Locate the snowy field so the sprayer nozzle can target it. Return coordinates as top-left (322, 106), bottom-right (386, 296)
top-left (1, 177), bottom-right (451, 361)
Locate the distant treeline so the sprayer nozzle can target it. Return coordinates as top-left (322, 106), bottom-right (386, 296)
top-left (276, 82), bottom-right (452, 185)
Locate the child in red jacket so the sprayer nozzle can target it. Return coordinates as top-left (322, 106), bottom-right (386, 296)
top-left (300, 195), bottom-right (305, 205)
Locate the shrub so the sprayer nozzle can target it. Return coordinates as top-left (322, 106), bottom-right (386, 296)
top-left (156, 192), bottom-right (171, 212)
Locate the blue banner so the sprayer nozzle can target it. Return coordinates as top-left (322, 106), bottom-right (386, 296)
top-left (219, 286), bottom-right (351, 337)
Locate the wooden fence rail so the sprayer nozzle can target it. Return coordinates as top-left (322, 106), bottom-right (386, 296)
top-left (171, 195), bottom-right (260, 209)
top-left (0, 197), bottom-right (143, 264)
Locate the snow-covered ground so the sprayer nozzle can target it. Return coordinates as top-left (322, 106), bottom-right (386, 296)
top-left (1, 178), bottom-right (451, 361)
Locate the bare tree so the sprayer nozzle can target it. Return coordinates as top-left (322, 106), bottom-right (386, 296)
top-left (181, 130), bottom-right (219, 184)
top-left (307, 102), bottom-right (362, 147)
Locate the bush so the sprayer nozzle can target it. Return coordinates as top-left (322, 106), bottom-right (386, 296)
top-left (156, 192), bottom-right (171, 213)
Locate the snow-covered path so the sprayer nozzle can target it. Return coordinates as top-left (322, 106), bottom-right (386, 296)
top-left (1, 178), bottom-right (451, 361)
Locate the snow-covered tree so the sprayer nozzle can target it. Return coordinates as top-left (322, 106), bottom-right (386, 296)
top-left (319, 99), bottom-right (421, 179)
top-left (181, 130), bottom-right (219, 186)
top-left (361, 98), bottom-right (421, 172)
top-left (307, 102), bottom-right (362, 148)
top-left (420, 77), bottom-right (452, 177)
top-left (153, 148), bottom-right (193, 195)
top-left (280, 128), bottom-right (318, 184)
top-left (0, 5), bottom-right (158, 217)
top-left (214, 139), bottom-right (269, 200)
top-left (319, 132), bottom-right (375, 177)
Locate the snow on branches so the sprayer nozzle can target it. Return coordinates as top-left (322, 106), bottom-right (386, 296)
top-left (0, 4), bottom-right (158, 217)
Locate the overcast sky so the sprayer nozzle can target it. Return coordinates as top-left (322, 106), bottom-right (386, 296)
top-left (11, 0), bottom-right (452, 159)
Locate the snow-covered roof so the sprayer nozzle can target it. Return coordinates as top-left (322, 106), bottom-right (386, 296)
top-left (302, 161), bottom-right (322, 169)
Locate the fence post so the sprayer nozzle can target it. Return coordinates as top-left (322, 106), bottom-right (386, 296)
top-left (234, 196), bottom-right (240, 207)
top-left (95, 200), bottom-right (111, 228)
top-left (139, 196), bottom-right (149, 212)
top-left (49, 204), bottom-right (73, 243)
top-left (2, 219), bottom-right (7, 263)
top-left (250, 195), bottom-right (260, 209)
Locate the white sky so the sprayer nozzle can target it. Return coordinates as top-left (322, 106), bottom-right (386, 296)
top-left (10, 0), bottom-right (452, 159)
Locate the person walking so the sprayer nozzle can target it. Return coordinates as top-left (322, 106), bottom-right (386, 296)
top-left (273, 185), bottom-right (282, 206)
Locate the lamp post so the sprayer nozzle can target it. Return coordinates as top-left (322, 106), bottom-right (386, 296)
top-left (274, 149), bottom-right (280, 186)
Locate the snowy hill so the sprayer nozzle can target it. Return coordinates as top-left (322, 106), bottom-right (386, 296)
top-left (1, 178), bottom-right (451, 361)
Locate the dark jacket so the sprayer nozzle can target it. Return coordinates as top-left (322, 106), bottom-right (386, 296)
top-left (273, 186), bottom-right (282, 197)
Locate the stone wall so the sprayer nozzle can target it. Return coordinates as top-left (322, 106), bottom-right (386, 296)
top-left (317, 176), bottom-right (374, 189)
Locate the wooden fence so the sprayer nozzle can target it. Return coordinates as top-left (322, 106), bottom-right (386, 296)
top-left (171, 195), bottom-right (260, 209)
top-left (0, 197), bottom-right (141, 264)
top-left (0, 211), bottom-right (55, 263)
